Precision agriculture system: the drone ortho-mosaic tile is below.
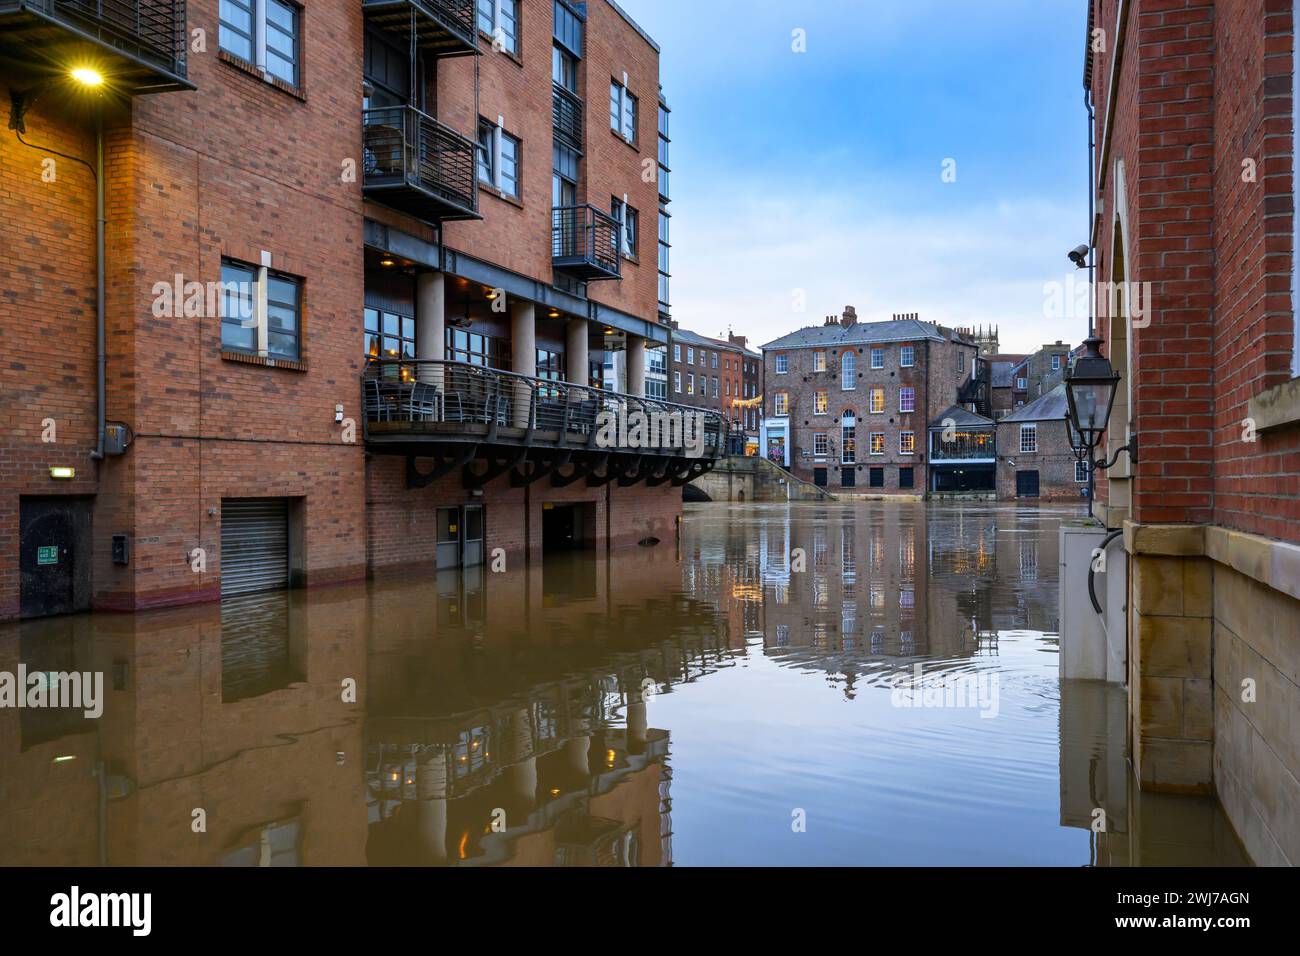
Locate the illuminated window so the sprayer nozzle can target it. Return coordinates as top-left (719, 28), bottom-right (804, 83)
top-left (813, 351), bottom-right (826, 372)
top-left (900, 431), bottom-right (915, 454)
top-left (814, 390), bottom-right (828, 415)
top-left (869, 387), bottom-right (885, 414)
top-left (870, 432), bottom-right (885, 455)
top-left (774, 392), bottom-right (789, 415)
top-left (899, 386), bottom-right (915, 413)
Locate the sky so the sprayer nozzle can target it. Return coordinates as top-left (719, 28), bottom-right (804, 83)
top-left (619, 0), bottom-right (1091, 355)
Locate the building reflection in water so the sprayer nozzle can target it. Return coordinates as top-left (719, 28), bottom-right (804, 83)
top-left (0, 503), bottom-right (1247, 866)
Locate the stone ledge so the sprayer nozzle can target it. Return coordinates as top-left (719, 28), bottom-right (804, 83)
top-left (1126, 521), bottom-right (1300, 604)
top-left (1247, 376), bottom-right (1300, 433)
top-left (1123, 520), bottom-right (1205, 557)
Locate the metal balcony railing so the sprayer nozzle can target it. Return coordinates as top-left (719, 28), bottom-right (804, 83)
top-left (363, 106), bottom-right (480, 221)
top-left (0, 0), bottom-right (189, 90)
top-left (361, 0), bottom-right (478, 57)
top-left (552, 205), bottom-right (621, 281)
top-left (929, 431), bottom-right (996, 461)
top-left (362, 359), bottom-right (725, 459)
top-left (552, 83), bottom-right (584, 149)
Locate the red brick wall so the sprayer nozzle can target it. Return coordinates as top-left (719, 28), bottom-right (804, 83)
top-left (1210, 0), bottom-right (1300, 540)
top-left (1092, 0), bottom-right (1299, 541)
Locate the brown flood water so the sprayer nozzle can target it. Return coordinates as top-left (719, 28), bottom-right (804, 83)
top-left (0, 501), bottom-right (1248, 866)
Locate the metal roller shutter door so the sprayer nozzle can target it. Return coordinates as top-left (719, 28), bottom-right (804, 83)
top-left (221, 498), bottom-right (288, 597)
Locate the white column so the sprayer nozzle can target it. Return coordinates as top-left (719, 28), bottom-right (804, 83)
top-left (511, 300), bottom-right (536, 427)
top-left (414, 749), bottom-right (449, 864)
top-left (626, 334), bottom-right (646, 397)
top-left (416, 271), bottom-right (445, 389)
top-left (565, 318), bottom-right (588, 385)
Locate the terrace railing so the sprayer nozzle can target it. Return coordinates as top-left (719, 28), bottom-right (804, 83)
top-left (552, 204), bottom-right (621, 280)
top-left (363, 105), bottom-right (479, 221)
top-left (362, 359), bottom-right (725, 458)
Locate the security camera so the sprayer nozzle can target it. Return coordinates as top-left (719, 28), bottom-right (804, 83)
top-left (1068, 244), bottom-right (1090, 269)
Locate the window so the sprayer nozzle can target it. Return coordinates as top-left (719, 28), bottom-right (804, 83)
top-left (869, 387), bottom-right (885, 414)
top-left (1075, 459), bottom-right (1089, 483)
top-left (870, 433), bottom-right (885, 455)
top-left (899, 386), bottom-right (915, 413)
top-left (957, 351), bottom-right (966, 373)
top-left (610, 78), bottom-right (637, 143)
top-left (841, 351), bottom-right (856, 390)
top-left (1016, 376), bottom-right (1027, 390)
top-left (552, 45), bottom-right (578, 92)
top-left (686, 347), bottom-right (696, 365)
top-left (536, 348), bottom-right (564, 382)
top-left (899, 466), bottom-right (915, 489)
top-left (774, 392), bottom-right (789, 416)
top-left (813, 433), bottom-right (829, 457)
top-left (673, 344), bottom-right (681, 361)
top-left (364, 307), bottom-right (415, 366)
top-left (478, 120), bottom-right (520, 199)
top-left (841, 419), bottom-right (856, 464)
top-left (900, 431), bottom-right (915, 454)
top-left (900, 344), bottom-right (915, 367)
top-left (648, 379), bottom-right (667, 400)
top-left (1051, 354), bottom-right (1062, 372)
top-left (813, 351), bottom-right (827, 372)
top-left (813, 390), bottom-right (828, 415)
top-left (687, 373), bottom-right (695, 395)
top-left (220, 0), bottom-right (300, 85)
top-left (613, 196), bottom-right (644, 260)
top-left (446, 328), bottom-right (509, 368)
top-left (712, 377), bottom-right (719, 399)
top-left (775, 353), bottom-right (788, 374)
top-left (478, 0), bottom-right (518, 54)
top-left (1020, 424), bottom-right (1038, 454)
top-left (869, 467), bottom-right (884, 488)
top-left (219, 259), bottom-right (301, 361)
top-left (871, 347), bottom-right (885, 369)
top-left (711, 352), bottom-right (718, 369)
top-left (673, 371), bottom-right (681, 393)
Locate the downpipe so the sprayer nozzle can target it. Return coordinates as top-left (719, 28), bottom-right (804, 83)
top-left (91, 106), bottom-right (106, 461)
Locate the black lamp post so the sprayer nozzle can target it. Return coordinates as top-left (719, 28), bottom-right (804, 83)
top-left (1064, 333), bottom-right (1137, 474)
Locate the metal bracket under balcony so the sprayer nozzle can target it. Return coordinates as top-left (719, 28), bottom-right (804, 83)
top-left (0, 0), bottom-right (190, 93)
top-left (361, 0), bottom-right (478, 57)
top-left (362, 360), bottom-right (726, 466)
top-left (552, 205), bottom-right (621, 281)
top-left (364, 106), bottom-right (481, 222)
top-left (552, 83), bottom-right (583, 151)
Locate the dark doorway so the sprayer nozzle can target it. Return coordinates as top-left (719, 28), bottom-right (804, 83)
top-left (840, 468), bottom-right (856, 488)
top-left (1016, 470), bottom-right (1041, 498)
top-left (19, 497), bottom-right (92, 619)
top-left (899, 467), bottom-right (915, 489)
top-left (542, 502), bottom-right (595, 552)
top-left (869, 467), bottom-right (884, 488)
top-left (813, 467), bottom-right (828, 488)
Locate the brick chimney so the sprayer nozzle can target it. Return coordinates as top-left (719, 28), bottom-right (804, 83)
top-left (728, 332), bottom-right (747, 349)
top-left (840, 305), bottom-right (858, 328)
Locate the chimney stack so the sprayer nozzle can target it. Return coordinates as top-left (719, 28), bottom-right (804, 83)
top-left (840, 305), bottom-right (858, 328)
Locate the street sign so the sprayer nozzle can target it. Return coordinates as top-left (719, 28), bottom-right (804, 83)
top-left (37, 545), bottom-right (59, 566)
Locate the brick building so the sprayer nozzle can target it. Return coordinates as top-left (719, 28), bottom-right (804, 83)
top-left (994, 384), bottom-right (1087, 500)
top-left (759, 309), bottom-right (978, 495)
top-left (0, 0), bottom-right (719, 622)
top-left (1085, 0), bottom-right (1300, 863)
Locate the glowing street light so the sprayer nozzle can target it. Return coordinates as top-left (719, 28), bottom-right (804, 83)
top-left (70, 68), bottom-right (105, 87)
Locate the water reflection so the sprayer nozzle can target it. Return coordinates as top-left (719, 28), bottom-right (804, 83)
top-left (0, 502), bottom-right (1248, 866)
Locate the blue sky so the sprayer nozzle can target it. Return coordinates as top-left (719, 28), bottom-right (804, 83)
top-left (620, 0), bottom-right (1091, 355)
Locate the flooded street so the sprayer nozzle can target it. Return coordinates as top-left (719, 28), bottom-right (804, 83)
top-left (0, 502), bottom-right (1247, 866)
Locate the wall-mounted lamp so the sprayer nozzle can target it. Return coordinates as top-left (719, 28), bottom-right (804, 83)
top-left (49, 466), bottom-right (75, 480)
top-left (1064, 334), bottom-right (1137, 473)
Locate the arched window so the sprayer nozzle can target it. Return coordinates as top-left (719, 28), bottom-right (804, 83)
top-left (841, 351), bottom-right (856, 390)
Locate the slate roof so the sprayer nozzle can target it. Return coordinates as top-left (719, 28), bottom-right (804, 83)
top-left (1000, 383), bottom-right (1070, 424)
top-left (928, 405), bottom-right (996, 430)
top-left (760, 318), bottom-right (965, 351)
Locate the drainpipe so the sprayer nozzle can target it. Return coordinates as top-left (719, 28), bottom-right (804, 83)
top-left (91, 105), bottom-right (106, 460)
top-left (1085, 87), bottom-right (1096, 340)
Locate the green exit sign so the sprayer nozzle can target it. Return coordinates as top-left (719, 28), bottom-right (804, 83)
top-left (37, 546), bottom-right (58, 566)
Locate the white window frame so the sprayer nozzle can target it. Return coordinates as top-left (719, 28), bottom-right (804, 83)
top-left (687, 347), bottom-right (695, 365)
top-left (813, 432), bottom-right (829, 457)
top-left (869, 432), bottom-right (885, 456)
top-left (813, 390), bottom-right (828, 415)
top-left (899, 386), bottom-right (915, 413)
top-left (1017, 376), bottom-right (1027, 390)
top-left (1020, 424), bottom-right (1038, 454)
top-left (1051, 354), bottom-right (1062, 371)
top-left (774, 392), bottom-right (789, 416)
top-left (673, 343), bottom-right (681, 361)
top-left (869, 387), bottom-right (885, 414)
top-left (813, 351), bottom-right (827, 372)
top-left (610, 73), bottom-right (637, 143)
top-left (871, 347), bottom-right (885, 369)
top-left (775, 353), bottom-right (788, 374)
top-left (673, 371), bottom-right (681, 393)
top-left (899, 431), bottom-right (915, 455)
top-left (841, 352), bottom-right (856, 390)
top-left (900, 344), bottom-right (915, 367)
top-left (687, 373), bottom-right (694, 395)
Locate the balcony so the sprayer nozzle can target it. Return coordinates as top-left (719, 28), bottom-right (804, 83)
top-left (929, 431), bottom-right (996, 464)
top-left (362, 360), bottom-right (726, 487)
top-left (363, 106), bottom-right (481, 222)
top-left (552, 205), bottom-right (621, 281)
top-left (552, 83), bottom-right (583, 150)
top-left (361, 0), bottom-right (478, 57)
top-left (0, 0), bottom-right (190, 93)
